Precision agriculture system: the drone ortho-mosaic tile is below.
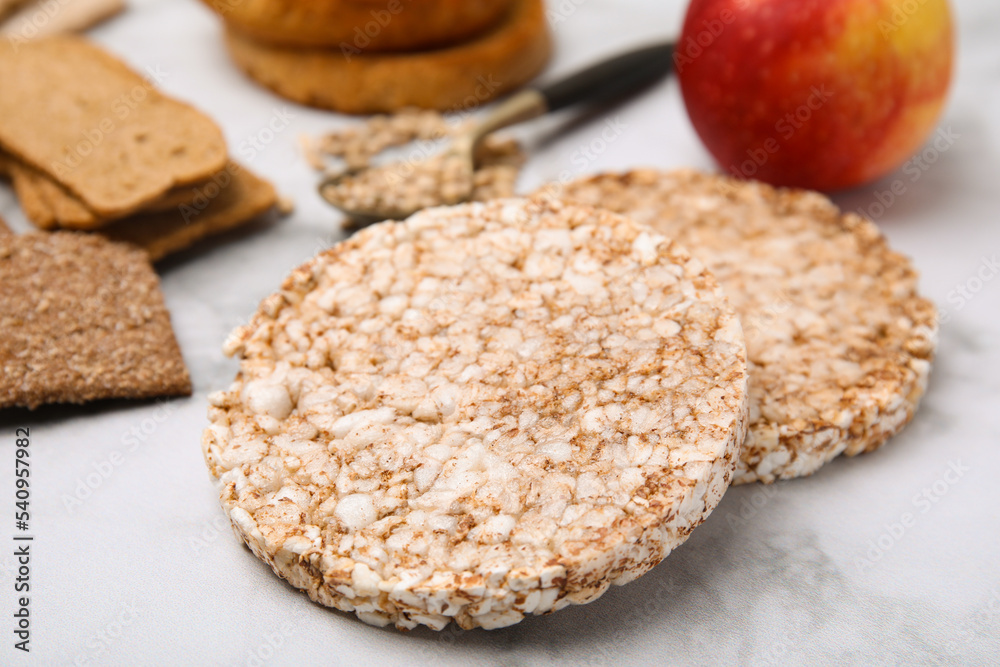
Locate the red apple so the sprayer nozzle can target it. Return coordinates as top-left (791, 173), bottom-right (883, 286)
top-left (675, 0), bottom-right (955, 191)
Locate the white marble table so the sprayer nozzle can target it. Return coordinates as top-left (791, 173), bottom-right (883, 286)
top-left (1, 0), bottom-right (998, 664)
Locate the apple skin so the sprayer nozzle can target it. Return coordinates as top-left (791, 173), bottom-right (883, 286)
top-left (676, 0), bottom-right (954, 192)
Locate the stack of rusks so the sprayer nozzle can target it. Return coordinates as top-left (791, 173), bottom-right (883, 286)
top-left (0, 37), bottom-right (278, 261)
top-left (201, 0), bottom-right (553, 113)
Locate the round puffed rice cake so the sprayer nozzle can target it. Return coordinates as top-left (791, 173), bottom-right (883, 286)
top-left (541, 169), bottom-right (937, 484)
top-left (203, 198), bottom-right (749, 631)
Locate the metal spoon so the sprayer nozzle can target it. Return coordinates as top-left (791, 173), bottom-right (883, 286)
top-left (319, 41), bottom-right (676, 226)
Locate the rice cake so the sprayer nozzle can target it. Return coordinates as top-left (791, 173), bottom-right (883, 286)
top-left (542, 169), bottom-right (937, 484)
top-left (203, 198), bottom-right (748, 630)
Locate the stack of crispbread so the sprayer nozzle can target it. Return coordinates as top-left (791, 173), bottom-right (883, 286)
top-left (0, 36), bottom-right (278, 260)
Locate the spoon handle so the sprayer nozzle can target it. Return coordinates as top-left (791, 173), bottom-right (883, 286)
top-left (467, 40), bottom-right (678, 150)
top-left (539, 41), bottom-right (676, 112)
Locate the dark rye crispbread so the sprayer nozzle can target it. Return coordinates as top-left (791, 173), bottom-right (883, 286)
top-left (99, 162), bottom-right (277, 261)
top-left (0, 36), bottom-right (227, 218)
top-left (223, 0), bottom-right (551, 114)
top-left (0, 232), bottom-right (192, 409)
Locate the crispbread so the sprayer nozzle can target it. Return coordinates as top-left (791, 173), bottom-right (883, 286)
top-left (204, 0), bottom-right (514, 51)
top-left (9, 163), bottom-right (57, 229)
top-left (7, 156), bottom-right (228, 230)
top-left (99, 162), bottom-right (278, 261)
top-left (542, 169), bottom-right (937, 484)
top-left (223, 0), bottom-right (551, 114)
top-left (0, 215), bottom-right (9, 234)
top-left (8, 161), bottom-right (70, 230)
top-left (0, 232), bottom-right (191, 409)
top-left (0, 36), bottom-right (227, 218)
top-left (203, 198), bottom-right (749, 630)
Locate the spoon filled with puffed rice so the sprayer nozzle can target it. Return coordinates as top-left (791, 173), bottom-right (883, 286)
top-left (318, 41), bottom-right (675, 226)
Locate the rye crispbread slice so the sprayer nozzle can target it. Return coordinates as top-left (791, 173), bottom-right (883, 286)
top-left (204, 198), bottom-right (749, 631)
top-left (0, 232), bottom-right (191, 408)
top-left (0, 36), bottom-right (227, 218)
top-left (6, 157), bottom-right (212, 230)
top-left (5, 156), bottom-right (277, 260)
top-left (541, 169), bottom-right (937, 484)
top-left (98, 162), bottom-right (277, 261)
